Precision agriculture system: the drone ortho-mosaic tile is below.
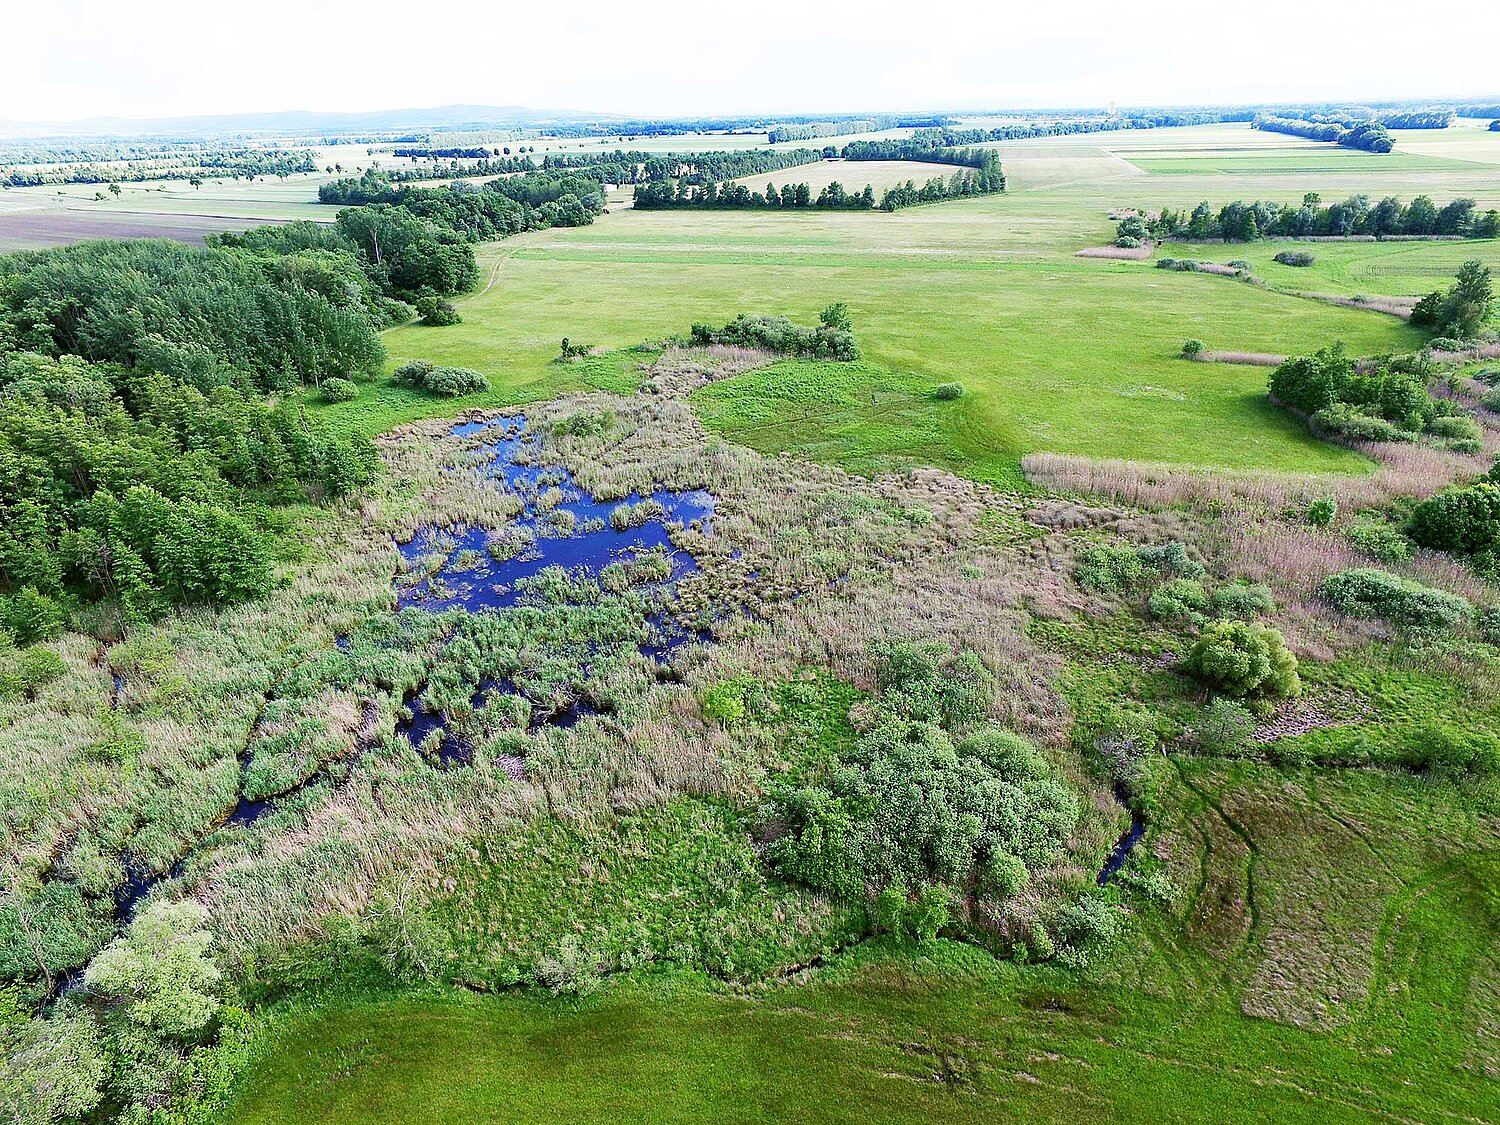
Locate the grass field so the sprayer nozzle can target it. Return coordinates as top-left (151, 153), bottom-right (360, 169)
top-left (224, 763), bottom-right (1500, 1125)
top-left (356, 177), bottom-right (1429, 484)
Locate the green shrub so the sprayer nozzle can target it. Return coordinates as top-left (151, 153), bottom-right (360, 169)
top-left (699, 679), bottom-right (748, 727)
top-left (1209, 582), bottom-right (1275, 619)
top-left (1428, 336), bottom-right (1464, 352)
top-left (414, 295), bottom-right (462, 326)
top-left (320, 377), bottom-right (359, 403)
top-left (933, 382), bottom-right (965, 400)
top-left (1075, 546), bottom-right (1144, 594)
top-left (1051, 895), bottom-right (1122, 967)
top-left (1319, 567), bottom-right (1473, 632)
top-left (1149, 578), bottom-right (1209, 625)
top-left (1274, 250), bottom-right (1315, 267)
top-left (1182, 339), bottom-right (1205, 358)
top-left (1346, 518), bottom-right (1413, 563)
top-left (1311, 403), bottom-right (1409, 443)
top-left (1183, 621), bottom-right (1300, 705)
top-left (1089, 704), bottom-right (1159, 785)
top-left (1408, 482), bottom-right (1500, 556)
top-left (1137, 541), bottom-right (1205, 579)
top-left (0, 586), bottom-right (66, 644)
top-left (1479, 608), bottom-right (1500, 645)
top-left (1114, 235), bottom-right (1141, 249)
top-left (1427, 414), bottom-right (1483, 442)
top-left (1192, 698), bottom-right (1258, 757)
top-left (392, 360), bottom-right (489, 397)
top-left (1227, 259), bottom-right (1252, 272)
top-left (1306, 496), bottom-right (1338, 527)
top-left (0, 646), bottom-right (67, 697)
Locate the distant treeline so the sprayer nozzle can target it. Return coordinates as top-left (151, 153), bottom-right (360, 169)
top-left (633, 145), bottom-right (1003, 213)
top-left (768, 118), bottom-right (888, 143)
top-left (1133, 194), bottom-right (1500, 242)
top-left (1252, 114), bottom-right (1395, 152)
top-left (2, 149), bottom-right (319, 187)
top-left (1378, 109), bottom-right (1456, 129)
top-left (1456, 104), bottom-right (1500, 119)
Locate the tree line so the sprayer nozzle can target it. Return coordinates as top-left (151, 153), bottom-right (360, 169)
top-left (3, 149), bottom-right (319, 188)
top-left (1252, 114), bottom-right (1395, 152)
top-left (1131, 194), bottom-right (1499, 242)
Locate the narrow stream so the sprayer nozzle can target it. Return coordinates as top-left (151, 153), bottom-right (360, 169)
top-left (1096, 783), bottom-right (1146, 886)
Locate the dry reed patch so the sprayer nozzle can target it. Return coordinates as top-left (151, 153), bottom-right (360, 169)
top-left (1076, 244), bottom-right (1153, 260)
top-left (1299, 293), bottom-right (1414, 319)
top-left (1195, 350), bottom-right (1285, 366)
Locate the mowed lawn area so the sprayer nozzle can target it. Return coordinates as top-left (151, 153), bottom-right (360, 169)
top-left (366, 190), bottom-right (1418, 484)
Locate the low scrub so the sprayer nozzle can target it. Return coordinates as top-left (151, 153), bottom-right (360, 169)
top-left (1319, 567), bottom-right (1474, 632)
top-left (688, 304), bottom-right (859, 361)
top-left (1274, 250), bottom-right (1316, 267)
top-left (391, 360), bottom-right (490, 397)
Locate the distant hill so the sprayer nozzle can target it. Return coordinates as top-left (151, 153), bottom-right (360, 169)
top-left (0, 104), bottom-right (625, 140)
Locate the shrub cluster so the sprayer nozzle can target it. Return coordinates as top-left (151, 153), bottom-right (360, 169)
top-left (1274, 250), bottom-right (1316, 267)
top-left (320, 377), bottom-right (360, 403)
top-left (933, 382), bottom-right (965, 400)
top-left (760, 643), bottom-right (1078, 922)
top-left (1075, 540), bottom-right (1204, 595)
top-left (1271, 343), bottom-right (1474, 444)
top-left (1410, 260), bottom-right (1494, 341)
top-left (1319, 567), bottom-right (1474, 632)
top-left (391, 359), bottom-right (490, 397)
top-left (687, 304), bottom-right (859, 361)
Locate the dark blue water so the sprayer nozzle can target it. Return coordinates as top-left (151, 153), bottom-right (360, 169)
top-left (393, 415), bottom-right (717, 765)
top-left (1097, 784), bottom-right (1146, 886)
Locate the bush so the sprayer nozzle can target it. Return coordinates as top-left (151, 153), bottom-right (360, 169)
top-left (1227, 259), bottom-right (1252, 272)
top-left (1149, 578), bottom-right (1209, 625)
top-left (1210, 583), bottom-right (1275, 619)
top-left (1137, 541), bottom-right (1205, 579)
top-left (1075, 546), bottom-right (1144, 594)
top-left (320, 377), bottom-right (360, 403)
top-left (1311, 402), bottom-right (1409, 443)
top-left (1306, 496), bottom-right (1338, 527)
top-left (690, 308), bottom-right (859, 361)
top-left (1319, 567), bottom-right (1473, 632)
top-left (1192, 698), bottom-right (1258, 757)
top-left (1483, 388), bottom-right (1500, 412)
top-left (1273, 250), bottom-right (1315, 267)
top-left (1479, 608), bottom-right (1500, 646)
top-left (391, 359), bottom-right (489, 397)
top-left (1182, 339), bottom-right (1205, 358)
top-left (0, 586), bottom-right (67, 645)
top-left (1427, 336), bottom-right (1464, 352)
top-left (1403, 725), bottom-right (1500, 780)
top-left (1271, 343), bottom-right (1353, 415)
top-left (1408, 482), bottom-right (1500, 556)
top-left (413, 295), bottom-right (461, 326)
top-left (1114, 235), bottom-right (1141, 248)
top-left (933, 382), bottom-right (965, 400)
top-left (1183, 621), bottom-right (1300, 705)
top-left (1427, 415), bottom-right (1483, 442)
top-left (1346, 518), bottom-right (1413, 563)
top-left (0, 645), bottom-right (67, 697)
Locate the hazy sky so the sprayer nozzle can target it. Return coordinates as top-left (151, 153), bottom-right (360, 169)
top-left (9, 0), bottom-right (1499, 123)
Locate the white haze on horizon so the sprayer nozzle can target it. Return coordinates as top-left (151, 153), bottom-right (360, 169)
top-left (8, 0), bottom-right (1499, 126)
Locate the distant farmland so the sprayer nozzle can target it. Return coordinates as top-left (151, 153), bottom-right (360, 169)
top-left (0, 208), bottom-right (284, 250)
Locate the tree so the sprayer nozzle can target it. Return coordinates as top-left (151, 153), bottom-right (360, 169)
top-left (107, 182), bottom-right (121, 198)
top-left (819, 302), bottom-right (853, 332)
top-left (83, 900), bottom-right (222, 1040)
top-left (0, 1002), bottom-right (105, 1125)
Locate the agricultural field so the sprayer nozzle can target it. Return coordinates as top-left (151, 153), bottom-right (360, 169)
top-left (3, 106), bottom-right (1500, 1125)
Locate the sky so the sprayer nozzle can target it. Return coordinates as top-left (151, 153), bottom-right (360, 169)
top-left (8, 0), bottom-right (1500, 125)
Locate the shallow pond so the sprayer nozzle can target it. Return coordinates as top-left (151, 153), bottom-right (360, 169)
top-left (394, 416), bottom-right (718, 765)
